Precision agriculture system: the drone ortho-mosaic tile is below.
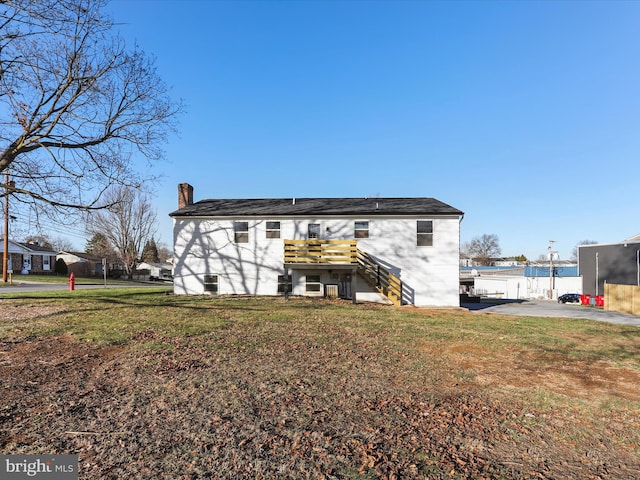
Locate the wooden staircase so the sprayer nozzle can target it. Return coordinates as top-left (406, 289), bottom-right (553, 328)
top-left (357, 249), bottom-right (403, 306)
top-left (283, 239), bottom-right (403, 306)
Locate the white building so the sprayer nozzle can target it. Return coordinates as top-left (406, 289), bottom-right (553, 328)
top-left (465, 265), bottom-right (581, 300)
top-left (170, 184), bottom-right (464, 307)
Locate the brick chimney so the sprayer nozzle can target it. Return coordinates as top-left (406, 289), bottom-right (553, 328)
top-left (178, 183), bottom-right (194, 209)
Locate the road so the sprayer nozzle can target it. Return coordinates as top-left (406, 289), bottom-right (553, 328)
top-left (463, 299), bottom-right (640, 327)
top-left (0, 281), bottom-right (170, 294)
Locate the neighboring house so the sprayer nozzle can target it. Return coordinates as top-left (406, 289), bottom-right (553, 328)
top-left (57, 251), bottom-right (125, 277)
top-left (0, 237), bottom-right (57, 274)
top-left (57, 251), bottom-right (104, 277)
top-left (493, 257), bottom-right (522, 267)
top-left (459, 253), bottom-right (472, 267)
top-left (578, 236), bottom-right (640, 296)
top-left (170, 183), bottom-right (464, 307)
top-left (459, 256), bottom-right (525, 268)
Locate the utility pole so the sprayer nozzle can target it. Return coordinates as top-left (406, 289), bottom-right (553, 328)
top-left (595, 251), bottom-right (599, 297)
top-left (548, 240), bottom-right (556, 300)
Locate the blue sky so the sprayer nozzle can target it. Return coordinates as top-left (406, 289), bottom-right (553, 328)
top-left (103, 0), bottom-right (639, 261)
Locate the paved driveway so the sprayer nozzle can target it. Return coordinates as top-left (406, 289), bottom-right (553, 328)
top-left (463, 299), bottom-right (640, 327)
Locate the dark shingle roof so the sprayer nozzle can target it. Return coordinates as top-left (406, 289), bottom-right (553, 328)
top-left (17, 242), bottom-right (57, 254)
top-left (170, 197), bottom-right (463, 217)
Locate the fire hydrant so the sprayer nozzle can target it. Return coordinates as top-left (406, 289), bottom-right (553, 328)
top-left (69, 272), bottom-right (75, 291)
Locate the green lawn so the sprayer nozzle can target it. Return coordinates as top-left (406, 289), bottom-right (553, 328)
top-left (0, 273), bottom-right (150, 286)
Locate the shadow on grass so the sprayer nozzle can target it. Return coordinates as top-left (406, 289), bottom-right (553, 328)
top-left (462, 298), bottom-right (528, 311)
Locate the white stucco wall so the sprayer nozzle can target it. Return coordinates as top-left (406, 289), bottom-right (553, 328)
top-left (473, 275), bottom-right (582, 300)
top-left (173, 215), bottom-right (461, 306)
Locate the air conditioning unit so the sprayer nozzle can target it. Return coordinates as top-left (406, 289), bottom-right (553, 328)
top-left (325, 284), bottom-right (339, 298)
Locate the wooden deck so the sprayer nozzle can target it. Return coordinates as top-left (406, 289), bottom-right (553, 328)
top-left (283, 239), bottom-right (403, 306)
top-left (284, 239), bottom-right (358, 265)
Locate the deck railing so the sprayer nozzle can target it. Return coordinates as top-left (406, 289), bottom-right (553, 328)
top-left (283, 239), bottom-right (402, 306)
top-left (284, 239), bottom-right (358, 264)
top-left (357, 250), bottom-right (403, 306)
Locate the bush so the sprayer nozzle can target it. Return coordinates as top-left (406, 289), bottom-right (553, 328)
top-left (54, 258), bottom-right (68, 275)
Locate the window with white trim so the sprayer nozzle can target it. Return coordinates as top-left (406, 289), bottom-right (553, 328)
top-left (266, 221), bottom-right (281, 239)
top-left (354, 221), bottom-right (369, 238)
top-left (308, 223), bottom-right (320, 239)
top-left (234, 221), bottom-right (249, 243)
top-left (417, 221), bottom-right (433, 247)
top-left (305, 274), bottom-right (322, 293)
top-left (43, 255), bottom-right (51, 270)
top-left (204, 275), bottom-right (218, 294)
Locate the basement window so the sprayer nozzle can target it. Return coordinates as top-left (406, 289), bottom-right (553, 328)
top-left (354, 221), bottom-right (369, 238)
top-left (266, 221), bottom-right (281, 239)
top-left (234, 221), bottom-right (249, 243)
top-left (277, 274), bottom-right (292, 294)
top-left (305, 274), bottom-right (322, 293)
top-left (204, 275), bottom-right (218, 294)
top-left (417, 221), bottom-right (433, 247)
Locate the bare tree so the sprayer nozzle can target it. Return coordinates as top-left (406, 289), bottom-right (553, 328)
top-left (86, 186), bottom-right (157, 279)
top-left (0, 0), bottom-right (180, 213)
top-left (572, 240), bottom-right (598, 261)
top-left (50, 235), bottom-right (76, 252)
top-left (23, 234), bottom-right (53, 249)
top-left (156, 242), bottom-right (172, 263)
top-left (23, 233), bottom-right (74, 251)
top-left (463, 234), bottom-right (501, 266)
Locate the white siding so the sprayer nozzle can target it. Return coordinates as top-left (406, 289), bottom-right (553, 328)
top-left (173, 218), bottom-right (285, 296)
top-left (173, 215), bottom-right (461, 307)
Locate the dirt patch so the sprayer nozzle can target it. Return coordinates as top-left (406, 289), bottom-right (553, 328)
top-left (2, 332), bottom-right (639, 479)
top-left (444, 341), bottom-right (640, 403)
top-left (1, 297), bottom-right (639, 478)
top-left (0, 302), bottom-right (68, 322)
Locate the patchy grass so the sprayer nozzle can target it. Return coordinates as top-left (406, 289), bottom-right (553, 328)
top-left (1, 292), bottom-right (639, 479)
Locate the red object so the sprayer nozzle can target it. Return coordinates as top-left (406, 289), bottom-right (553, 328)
top-left (580, 294), bottom-right (591, 305)
top-left (595, 296), bottom-right (604, 307)
top-left (69, 272), bottom-right (75, 291)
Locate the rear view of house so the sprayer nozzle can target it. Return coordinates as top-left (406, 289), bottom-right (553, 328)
top-left (170, 184), bottom-right (463, 307)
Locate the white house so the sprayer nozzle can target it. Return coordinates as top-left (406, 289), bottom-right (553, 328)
top-left (170, 184), bottom-right (464, 307)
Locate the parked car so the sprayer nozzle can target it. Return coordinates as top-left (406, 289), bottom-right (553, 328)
top-left (558, 293), bottom-right (581, 304)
